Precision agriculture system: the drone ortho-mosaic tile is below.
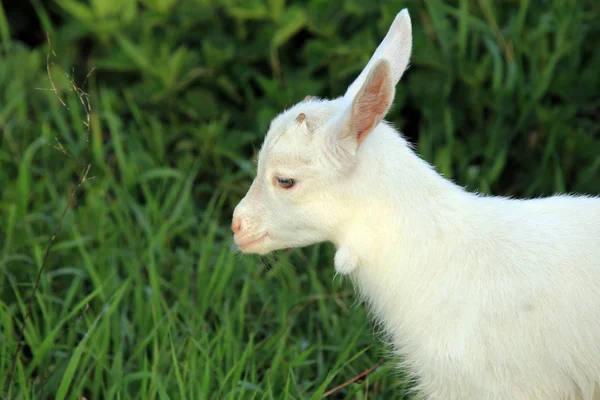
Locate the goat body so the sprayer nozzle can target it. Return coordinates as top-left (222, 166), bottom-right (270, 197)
top-left (232, 9), bottom-right (600, 399)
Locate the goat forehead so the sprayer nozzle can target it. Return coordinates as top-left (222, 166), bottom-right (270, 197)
top-left (265, 97), bottom-right (345, 143)
top-left (257, 97), bottom-right (346, 172)
top-left (258, 142), bottom-right (311, 173)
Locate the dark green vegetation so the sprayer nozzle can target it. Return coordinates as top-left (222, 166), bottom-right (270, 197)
top-left (1, 0), bottom-right (599, 398)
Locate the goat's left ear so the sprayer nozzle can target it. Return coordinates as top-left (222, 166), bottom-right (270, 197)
top-left (344, 9), bottom-right (412, 101)
top-left (335, 59), bottom-right (395, 156)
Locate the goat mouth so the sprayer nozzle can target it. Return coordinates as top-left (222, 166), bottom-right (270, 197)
top-left (236, 233), bottom-right (269, 251)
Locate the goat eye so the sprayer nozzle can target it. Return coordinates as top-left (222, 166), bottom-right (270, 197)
top-left (276, 177), bottom-right (295, 189)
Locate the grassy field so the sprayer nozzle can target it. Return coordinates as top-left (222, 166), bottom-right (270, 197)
top-left (1, 0), bottom-right (599, 398)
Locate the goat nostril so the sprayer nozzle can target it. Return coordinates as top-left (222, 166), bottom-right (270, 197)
top-left (232, 218), bottom-right (241, 233)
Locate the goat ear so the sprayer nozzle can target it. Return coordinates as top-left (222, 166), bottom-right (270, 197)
top-left (335, 59), bottom-right (394, 155)
top-left (344, 9), bottom-right (412, 101)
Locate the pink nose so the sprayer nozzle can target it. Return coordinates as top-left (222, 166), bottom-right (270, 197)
top-left (231, 217), bottom-right (241, 233)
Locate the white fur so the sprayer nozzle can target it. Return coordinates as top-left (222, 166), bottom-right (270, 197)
top-left (231, 8), bottom-right (600, 399)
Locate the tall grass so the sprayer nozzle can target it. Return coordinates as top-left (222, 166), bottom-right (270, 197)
top-left (1, 0), bottom-right (599, 398)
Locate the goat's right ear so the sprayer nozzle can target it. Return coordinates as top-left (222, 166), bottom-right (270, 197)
top-left (334, 59), bottom-right (394, 156)
top-left (344, 9), bottom-right (412, 101)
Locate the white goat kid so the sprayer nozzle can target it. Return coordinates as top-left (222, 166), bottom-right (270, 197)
top-left (231, 9), bottom-right (600, 400)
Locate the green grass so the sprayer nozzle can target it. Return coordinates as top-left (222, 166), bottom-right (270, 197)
top-left (1, 0), bottom-right (599, 398)
top-left (0, 92), bottom-right (406, 398)
top-left (0, 68), bottom-right (407, 399)
top-left (0, 80), bottom-right (404, 399)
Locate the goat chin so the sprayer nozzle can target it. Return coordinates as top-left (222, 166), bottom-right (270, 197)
top-left (231, 8), bottom-right (600, 399)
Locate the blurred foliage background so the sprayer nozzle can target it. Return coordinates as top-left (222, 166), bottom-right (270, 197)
top-left (0, 0), bottom-right (599, 398)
